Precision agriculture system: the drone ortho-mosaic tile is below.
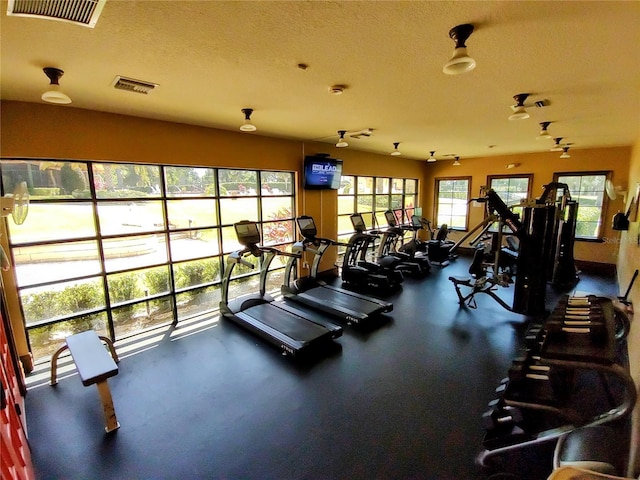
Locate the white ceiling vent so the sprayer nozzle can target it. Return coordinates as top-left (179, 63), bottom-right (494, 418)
top-left (112, 76), bottom-right (159, 95)
top-left (7, 0), bottom-right (107, 28)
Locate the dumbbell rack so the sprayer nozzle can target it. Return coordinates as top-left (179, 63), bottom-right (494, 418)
top-left (477, 294), bottom-right (636, 468)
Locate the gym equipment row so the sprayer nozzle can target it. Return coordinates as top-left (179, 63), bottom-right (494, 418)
top-left (220, 217), bottom-right (393, 357)
top-left (477, 294), bottom-right (636, 470)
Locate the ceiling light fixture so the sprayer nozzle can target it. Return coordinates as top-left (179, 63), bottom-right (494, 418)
top-left (509, 93), bottom-right (530, 120)
top-left (443, 24), bottom-right (476, 75)
top-left (240, 108), bottom-right (256, 132)
top-left (41, 67), bottom-right (72, 104)
top-left (453, 156), bottom-right (461, 166)
top-left (550, 137), bottom-right (564, 151)
top-left (427, 151), bottom-right (437, 163)
top-left (390, 142), bottom-right (402, 156)
top-left (537, 121), bottom-right (552, 139)
top-left (336, 130), bottom-right (348, 148)
top-left (560, 146), bottom-right (571, 159)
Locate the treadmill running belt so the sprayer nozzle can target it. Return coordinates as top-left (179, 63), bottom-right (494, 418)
top-left (247, 303), bottom-right (329, 341)
top-left (303, 287), bottom-right (381, 313)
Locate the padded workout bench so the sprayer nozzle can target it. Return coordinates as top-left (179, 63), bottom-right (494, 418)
top-left (50, 330), bottom-right (120, 433)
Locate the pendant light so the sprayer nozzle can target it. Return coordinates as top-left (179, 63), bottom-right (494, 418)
top-left (390, 142), bottom-right (402, 156)
top-left (336, 130), bottom-right (348, 148)
top-left (41, 67), bottom-right (72, 104)
top-left (537, 122), bottom-right (552, 139)
top-left (560, 147), bottom-right (571, 159)
top-left (240, 108), bottom-right (257, 132)
top-left (453, 156), bottom-right (461, 166)
top-left (443, 24), bottom-right (476, 75)
top-left (509, 94), bottom-right (530, 120)
top-left (427, 151), bottom-right (437, 163)
top-left (550, 137), bottom-right (564, 151)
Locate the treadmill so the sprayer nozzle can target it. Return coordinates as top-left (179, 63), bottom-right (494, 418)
top-left (281, 216), bottom-right (393, 326)
top-left (220, 220), bottom-right (342, 357)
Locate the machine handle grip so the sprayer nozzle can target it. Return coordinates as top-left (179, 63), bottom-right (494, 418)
top-left (239, 258), bottom-right (254, 269)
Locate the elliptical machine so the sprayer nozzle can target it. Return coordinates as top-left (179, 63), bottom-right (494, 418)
top-left (379, 209), bottom-right (430, 275)
top-left (342, 213), bottom-right (404, 290)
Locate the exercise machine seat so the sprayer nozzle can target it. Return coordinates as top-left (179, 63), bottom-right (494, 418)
top-left (553, 426), bottom-right (628, 477)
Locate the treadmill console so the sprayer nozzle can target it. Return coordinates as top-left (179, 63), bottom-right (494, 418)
top-left (297, 216), bottom-right (318, 238)
top-left (350, 213), bottom-right (366, 232)
top-left (384, 210), bottom-right (397, 227)
top-left (235, 220), bottom-right (261, 246)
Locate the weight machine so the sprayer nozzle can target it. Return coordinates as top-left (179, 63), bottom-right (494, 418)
top-left (448, 183), bottom-right (579, 316)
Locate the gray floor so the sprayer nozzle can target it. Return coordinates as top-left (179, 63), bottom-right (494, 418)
top-left (24, 257), bottom-right (618, 480)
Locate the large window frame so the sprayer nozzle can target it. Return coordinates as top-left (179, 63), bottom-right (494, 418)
top-left (337, 175), bottom-right (418, 247)
top-left (553, 171), bottom-right (609, 241)
top-left (434, 177), bottom-right (471, 231)
top-left (0, 159), bottom-right (296, 362)
top-left (486, 174), bottom-right (533, 228)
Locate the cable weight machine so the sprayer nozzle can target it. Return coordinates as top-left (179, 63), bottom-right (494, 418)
top-left (448, 183), bottom-right (579, 315)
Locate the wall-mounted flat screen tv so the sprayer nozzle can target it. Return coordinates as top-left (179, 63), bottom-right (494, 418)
top-left (303, 154), bottom-right (343, 190)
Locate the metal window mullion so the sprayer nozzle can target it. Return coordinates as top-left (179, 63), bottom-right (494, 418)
top-left (159, 167), bottom-right (178, 326)
top-left (88, 162), bottom-right (117, 341)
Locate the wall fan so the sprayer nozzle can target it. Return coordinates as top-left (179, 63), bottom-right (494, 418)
top-left (0, 181), bottom-right (30, 225)
top-left (605, 179), bottom-right (627, 202)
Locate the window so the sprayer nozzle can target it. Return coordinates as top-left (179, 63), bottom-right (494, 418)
top-left (337, 175), bottom-right (418, 253)
top-left (0, 160), bottom-right (296, 362)
top-left (435, 177), bottom-right (470, 230)
top-left (487, 174), bottom-right (532, 227)
top-left (554, 172), bottom-right (608, 240)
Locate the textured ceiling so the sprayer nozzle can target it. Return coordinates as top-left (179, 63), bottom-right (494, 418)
top-left (1, 1), bottom-right (639, 161)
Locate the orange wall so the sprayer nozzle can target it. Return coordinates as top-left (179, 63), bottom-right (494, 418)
top-left (617, 133), bottom-right (640, 476)
top-left (423, 147), bottom-right (631, 265)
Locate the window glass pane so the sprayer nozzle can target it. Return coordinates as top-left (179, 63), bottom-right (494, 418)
top-left (165, 166), bottom-right (216, 197)
top-left (405, 179), bottom-right (417, 194)
top-left (220, 197), bottom-right (258, 225)
top-left (167, 199), bottom-right (217, 229)
top-left (218, 169), bottom-right (258, 196)
top-left (266, 267), bottom-right (286, 294)
top-left (375, 178), bottom-right (390, 194)
top-left (262, 220), bottom-right (295, 245)
top-left (261, 197), bottom-right (294, 221)
top-left (375, 211), bottom-right (388, 228)
top-left (375, 195), bottom-right (389, 210)
top-left (94, 163), bottom-right (161, 198)
top-left (436, 178), bottom-right (469, 230)
top-left (337, 215), bottom-right (353, 235)
top-left (98, 200), bottom-right (165, 235)
top-left (221, 226), bottom-right (243, 253)
top-left (173, 258), bottom-right (220, 290)
top-left (170, 228), bottom-right (220, 262)
top-left (3, 160), bottom-right (90, 199)
top-left (391, 178), bottom-right (404, 193)
top-left (103, 234), bottom-right (168, 272)
top-left (21, 277), bottom-right (105, 325)
top-left (404, 195), bottom-right (416, 213)
top-left (357, 177), bottom-right (373, 194)
top-left (260, 171), bottom-right (294, 195)
top-left (391, 194), bottom-right (403, 209)
top-left (28, 313), bottom-right (109, 362)
top-left (339, 176), bottom-right (355, 194)
top-left (108, 268), bottom-right (172, 305)
top-left (338, 195), bottom-right (354, 215)
top-left (356, 195), bottom-right (373, 213)
top-left (8, 202), bottom-right (96, 244)
top-left (13, 240), bottom-right (102, 286)
top-left (176, 286), bottom-right (221, 321)
top-left (557, 173), bottom-right (606, 239)
top-left (113, 298), bottom-right (173, 339)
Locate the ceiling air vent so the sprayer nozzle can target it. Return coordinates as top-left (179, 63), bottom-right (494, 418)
top-left (7, 0), bottom-right (107, 28)
top-left (112, 76), bottom-right (159, 95)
